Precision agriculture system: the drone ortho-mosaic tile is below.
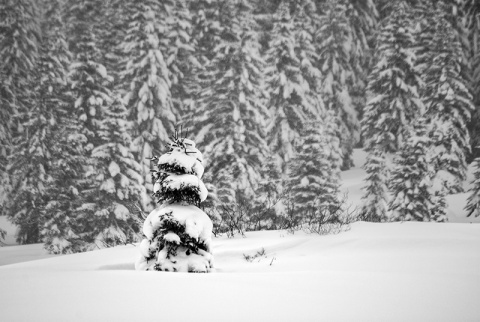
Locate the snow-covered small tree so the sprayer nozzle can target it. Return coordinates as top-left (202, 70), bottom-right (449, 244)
top-left (465, 157), bottom-right (480, 217)
top-left (136, 134), bottom-right (213, 273)
top-left (388, 121), bottom-right (441, 222)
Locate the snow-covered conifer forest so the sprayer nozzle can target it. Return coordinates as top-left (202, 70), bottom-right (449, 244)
top-left (0, 0), bottom-right (480, 319)
top-left (1, 0), bottom-right (479, 250)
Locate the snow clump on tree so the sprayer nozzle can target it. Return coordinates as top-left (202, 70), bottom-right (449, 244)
top-left (135, 133), bottom-right (213, 273)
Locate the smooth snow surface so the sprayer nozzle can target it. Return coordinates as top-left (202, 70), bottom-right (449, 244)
top-left (0, 222), bottom-right (479, 321)
top-left (1, 149), bottom-right (480, 321)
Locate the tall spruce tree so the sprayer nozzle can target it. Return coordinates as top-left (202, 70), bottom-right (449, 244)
top-left (166, 0), bottom-right (198, 118)
top-left (5, 0), bottom-right (75, 245)
top-left (76, 99), bottom-right (144, 251)
top-left (66, 0), bottom-right (114, 146)
top-left (34, 0), bottom-right (87, 254)
top-left (465, 0), bottom-right (480, 160)
top-left (265, 0), bottom-right (311, 172)
top-left (422, 11), bottom-right (474, 193)
top-left (187, 0), bottom-right (223, 116)
top-left (0, 0), bottom-right (40, 215)
top-left (120, 1), bottom-right (176, 210)
top-left (388, 121), bottom-right (442, 222)
top-left (288, 121), bottom-right (341, 227)
top-left (361, 1), bottom-right (422, 154)
top-left (42, 118), bottom-right (87, 254)
top-left (465, 157), bottom-right (480, 217)
top-left (316, 0), bottom-right (359, 169)
top-left (360, 1), bottom-right (422, 221)
top-left (293, 0), bottom-right (324, 118)
top-left (346, 0), bottom-right (377, 138)
top-left (193, 0), bottom-right (269, 206)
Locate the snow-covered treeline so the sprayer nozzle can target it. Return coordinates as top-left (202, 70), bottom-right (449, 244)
top-left (0, 0), bottom-right (479, 252)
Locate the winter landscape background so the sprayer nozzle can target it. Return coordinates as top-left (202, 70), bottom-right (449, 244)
top-left (1, 150), bottom-right (479, 321)
top-left (1, 0), bottom-right (480, 320)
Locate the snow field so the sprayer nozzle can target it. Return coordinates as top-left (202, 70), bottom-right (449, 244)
top-left (0, 222), bottom-right (479, 321)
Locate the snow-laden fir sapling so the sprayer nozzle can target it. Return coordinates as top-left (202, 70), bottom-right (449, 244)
top-left (135, 132), bottom-right (214, 272)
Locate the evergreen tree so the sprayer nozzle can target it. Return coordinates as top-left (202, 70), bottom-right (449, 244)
top-left (265, 0), bottom-right (311, 171)
top-left (346, 0), bottom-right (377, 141)
top-left (66, 0), bottom-right (114, 146)
top-left (252, 155), bottom-right (285, 229)
top-left (431, 184), bottom-right (448, 222)
top-left (32, 0), bottom-right (86, 254)
top-left (465, 157), bottom-right (480, 217)
top-left (465, 0), bottom-right (480, 160)
top-left (359, 150), bottom-right (389, 222)
top-left (361, 0), bottom-right (422, 154)
top-left (166, 0), bottom-right (198, 117)
top-left (388, 121), bottom-right (440, 222)
top-left (136, 136), bottom-right (214, 273)
top-left (360, 1), bottom-right (422, 221)
top-left (422, 11), bottom-right (474, 193)
top-left (193, 0), bottom-right (269, 206)
top-left (76, 99), bottom-right (144, 251)
top-left (96, 0), bottom-right (128, 87)
top-left (288, 121), bottom-right (341, 227)
top-left (316, 0), bottom-right (359, 169)
top-left (3, 0), bottom-right (63, 243)
top-left (187, 0), bottom-right (223, 114)
top-left (120, 0), bottom-right (176, 210)
top-left (0, 0), bottom-right (40, 213)
top-left (293, 0), bottom-right (324, 117)
top-left (42, 118), bottom-right (88, 254)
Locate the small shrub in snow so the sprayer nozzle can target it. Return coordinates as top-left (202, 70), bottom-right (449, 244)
top-left (136, 133), bottom-right (214, 272)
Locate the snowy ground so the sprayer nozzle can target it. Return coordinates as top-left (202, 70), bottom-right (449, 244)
top-left (1, 149), bottom-right (480, 321)
top-left (0, 223), bottom-right (479, 321)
